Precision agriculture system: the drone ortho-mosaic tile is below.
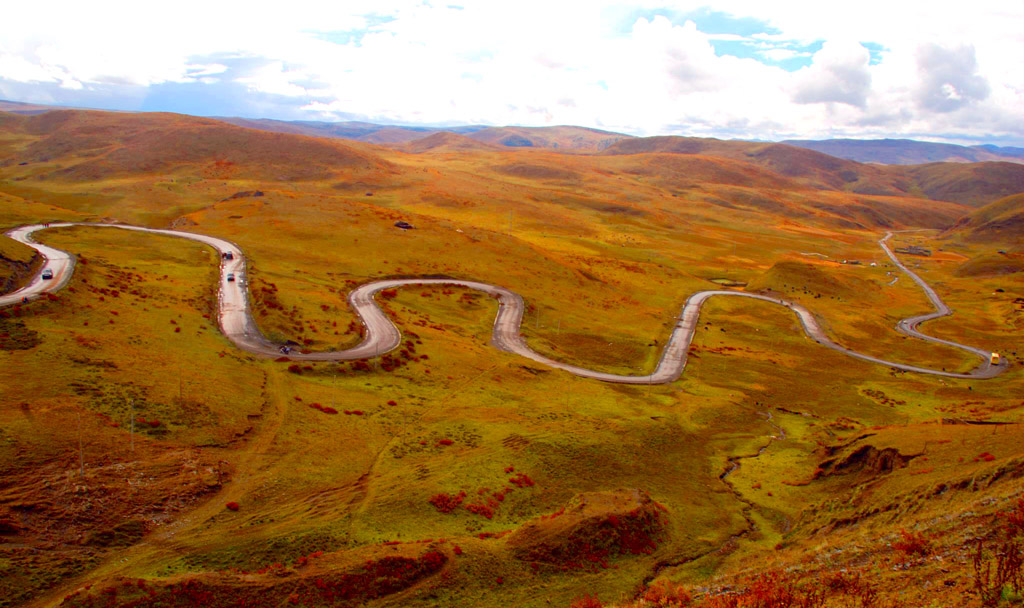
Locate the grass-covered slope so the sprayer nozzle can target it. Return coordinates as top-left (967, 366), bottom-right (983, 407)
top-left (0, 109), bottom-right (1021, 608)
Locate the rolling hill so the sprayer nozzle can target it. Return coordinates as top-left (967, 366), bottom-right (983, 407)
top-left (403, 131), bottom-right (501, 153)
top-left (1, 110), bottom-right (394, 182)
top-left (602, 135), bottom-right (1024, 208)
top-left (464, 125), bottom-right (632, 151)
top-left (901, 162), bottom-right (1024, 207)
top-left (946, 192), bottom-right (1024, 241)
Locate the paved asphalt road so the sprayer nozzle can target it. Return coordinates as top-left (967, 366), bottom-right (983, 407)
top-left (2, 223), bottom-right (1008, 382)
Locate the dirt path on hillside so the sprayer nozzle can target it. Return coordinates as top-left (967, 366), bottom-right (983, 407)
top-left (2, 223), bottom-right (1008, 380)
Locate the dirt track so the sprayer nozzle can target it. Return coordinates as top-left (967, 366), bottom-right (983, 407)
top-left (1, 223), bottom-right (1008, 381)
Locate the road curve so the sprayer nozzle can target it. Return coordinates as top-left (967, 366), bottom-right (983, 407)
top-left (1, 223), bottom-right (1008, 382)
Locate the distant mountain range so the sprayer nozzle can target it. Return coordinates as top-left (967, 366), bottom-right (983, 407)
top-left (782, 138), bottom-right (1024, 165)
top-left (215, 117), bottom-right (631, 152)
top-left (215, 119), bottom-right (1024, 164)
top-left (3, 98), bottom-right (1024, 163)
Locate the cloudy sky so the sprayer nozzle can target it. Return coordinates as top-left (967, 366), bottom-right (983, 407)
top-left (3, 1), bottom-right (1023, 144)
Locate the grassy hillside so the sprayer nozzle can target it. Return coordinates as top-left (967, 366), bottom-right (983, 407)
top-left (0, 110), bottom-right (1021, 608)
top-left (604, 135), bottom-right (1024, 208)
top-left (466, 126), bottom-right (632, 151)
top-left (3, 110), bottom-right (393, 183)
top-left (946, 192), bottom-right (1024, 242)
top-left (904, 162), bottom-right (1024, 207)
top-left (404, 132), bottom-right (501, 154)
top-left (0, 228), bottom-right (39, 293)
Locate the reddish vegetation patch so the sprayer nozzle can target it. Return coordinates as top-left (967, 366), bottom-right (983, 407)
top-left (308, 403), bottom-right (338, 415)
top-left (892, 529), bottom-right (931, 556)
top-left (430, 491), bottom-right (467, 514)
top-left (465, 501), bottom-right (496, 519)
top-left (509, 473), bottom-right (535, 488)
top-left (570, 594), bottom-right (605, 608)
top-left (225, 502), bottom-right (239, 512)
top-left (136, 417), bottom-right (161, 428)
top-left (436, 439), bottom-right (454, 447)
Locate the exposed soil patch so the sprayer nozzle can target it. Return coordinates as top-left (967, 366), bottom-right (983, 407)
top-left (818, 445), bottom-right (916, 477)
top-left (61, 547), bottom-right (448, 608)
top-left (508, 489), bottom-right (669, 571)
top-left (0, 315), bottom-right (42, 350)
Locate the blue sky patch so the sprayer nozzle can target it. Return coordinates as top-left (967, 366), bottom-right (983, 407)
top-left (310, 13), bottom-right (397, 46)
top-left (860, 41), bottom-right (887, 65)
top-left (677, 6), bottom-right (780, 36)
top-left (612, 7), bottom-right (824, 71)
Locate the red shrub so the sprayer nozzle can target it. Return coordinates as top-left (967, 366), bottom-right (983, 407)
top-left (275, 356), bottom-right (290, 362)
top-left (465, 502), bottom-right (495, 519)
top-left (570, 594), bottom-right (603, 608)
top-left (437, 439), bottom-right (453, 446)
top-left (452, 546), bottom-right (463, 556)
top-left (509, 473), bottom-right (535, 488)
top-left (429, 491), bottom-right (467, 514)
top-left (976, 452), bottom-right (997, 462)
top-left (387, 400), bottom-right (397, 406)
top-left (1004, 498), bottom-right (1024, 533)
top-left (641, 580), bottom-right (692, 606)
top-left (225, 502), bottom-right (240, 511)
top-left (288, 364), bottom-right (302, 374)
top-left (893, 529), bottom-right (931, 556)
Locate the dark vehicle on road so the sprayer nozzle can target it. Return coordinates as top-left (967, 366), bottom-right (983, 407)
top-left (223, 251), bottom-right (234, 260)
top-left (226, 273), bottom-right (236, 282)
top-left (41, 269), bottom-right (53, 280)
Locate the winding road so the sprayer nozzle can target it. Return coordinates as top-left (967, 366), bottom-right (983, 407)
top-left (1, 223), bottom-right (1008, 381)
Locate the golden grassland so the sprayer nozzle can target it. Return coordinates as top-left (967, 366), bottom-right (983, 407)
top-left (0, 111), bottom-right (1021, 607)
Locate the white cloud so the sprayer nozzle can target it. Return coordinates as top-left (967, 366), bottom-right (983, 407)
top-left (0, 0), bottom-right (1023, 143)
top-left (792, 41), bottom-right (872, 108)
top-left (914, 44), bottom-right (990, 113)
top-left (759, 48), bottom-right (806, 62)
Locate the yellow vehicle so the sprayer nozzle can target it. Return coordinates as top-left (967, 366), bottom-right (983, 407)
top-left (991, 353), bottom-right (1001, 365)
